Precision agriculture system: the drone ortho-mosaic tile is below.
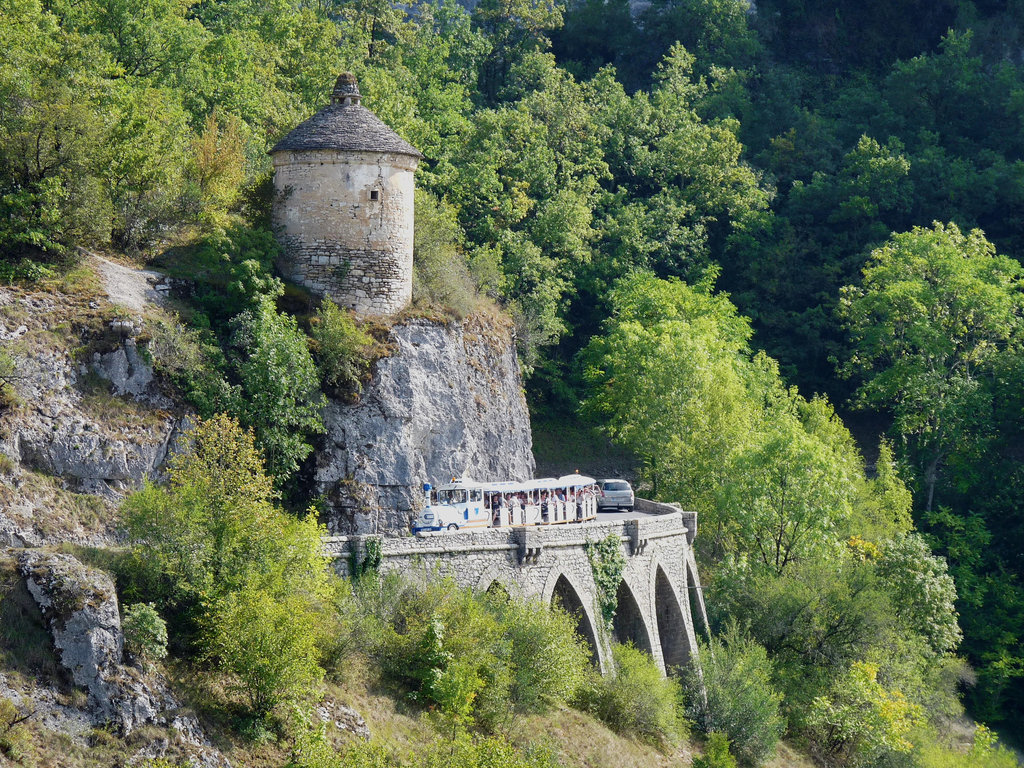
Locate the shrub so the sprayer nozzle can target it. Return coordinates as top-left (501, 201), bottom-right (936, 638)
top-left (413, 189), bottom-right (479, 317)
top-left (493, 597), bottom-right (589, 716)
top-left (807, 661), bottom-right (923, 767)
top-left (309, 301), bottom-right (375, 398)
top-left (682, 626), bottom-right (784, 766)
top-left (694, 733), bottom-right (738, 768)
top-left (0, 697), bottom-right (31, 762)
top-left (163, 225), bottom-right (283, 326)
top-left (123, 415), bottom-right (336, 719)
top-left (122, 602), bottom-right (168, 666)
top-left (228, 297), bottom-right (326, 486)
top-left (0, 349), bottom-right (20, 412)
top-left (209, 588), bottom-right (326, 716)
top-left (343, 573), bottom-right (589, 731)
top-left (579, 643), bottom-right (684, 748)
top-left (916, 724), bottom-right (1020, 768)
top-left (289, 718), bottom-right (560, 768)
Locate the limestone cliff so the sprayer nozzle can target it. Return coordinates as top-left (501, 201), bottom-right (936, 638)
top-left (316, 313), bottom-right (535, 534)
top-left (0, 266), bottom-right (182, 547)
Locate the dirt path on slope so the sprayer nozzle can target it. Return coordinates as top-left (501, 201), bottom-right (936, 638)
top-left (91, 255), bottom-right (166, 314)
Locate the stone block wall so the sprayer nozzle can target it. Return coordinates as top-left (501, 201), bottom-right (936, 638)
top-left (272, 149), bottom-right (416, 315)
top-left (325, 506), bottom-right (704, 675)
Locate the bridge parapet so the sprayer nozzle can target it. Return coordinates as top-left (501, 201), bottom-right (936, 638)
top-left (323, 504), bottom-right (704, 676)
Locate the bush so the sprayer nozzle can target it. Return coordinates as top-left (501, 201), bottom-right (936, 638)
top-left (807, 661), bottom-right (923, 768)
top-left (0, 349), bottom-right (20, 412)
top-left (342, 573), bottom-right (588, 731)
top-left (682, 626), bottom-right (784, 766)
top-left (163, 225), bottom-right (283, 326)
top-left (0, 697), bottom-right (31, 762)
top-left (413, 189), bottom-right (479, 317)
top-left (492, 596), bottom-right (589, 717)
top-left (209, 588), bottom-right (326, 716)
top-left (228, 296), bottom-right (326, 486)
top-left (123, 415), bottom-right (336, 719)
top-left (289, 715), bottom-right (561, 768)
top-left (694, 733), bottom-right (738, 768)
top-left (916, 724), bottom-right (1020, 768)
top-left (578, 643), bottom-right (684, 748)
top-left (122, 602), bottom-right (168, 666)
top-left (309, 301), bottom-right (375, 398)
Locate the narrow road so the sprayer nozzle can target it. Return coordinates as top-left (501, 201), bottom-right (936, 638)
top-left (595, 509), bottom-right (658, 521)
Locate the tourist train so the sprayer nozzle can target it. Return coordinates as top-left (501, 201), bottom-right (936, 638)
top-left (412, 475), bottom-right (599, 533)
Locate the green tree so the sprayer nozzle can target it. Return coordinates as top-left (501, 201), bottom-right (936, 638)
top-left (209, 587), bottom-right (326, 716)
top-left (877, 533), bottom-right (961, 656)
top-left (124, 415), bottom-right (334, 716)
top-left (721, 395), bottom-right (858, 574)
top-left (683, 625), bottom-right (784, 767)
top-left (580, 271), bottom-right (757, 509)
top-left (807, 661), bottom-right (923, 767)
top-left (122, 602), bottom-right (168, 667)
top-left (228, 296), bottom-right (326, 486)
top-left (472, 0), bottom-right (563, 103)
top-left (838, 222), bottom-right (1024, 511)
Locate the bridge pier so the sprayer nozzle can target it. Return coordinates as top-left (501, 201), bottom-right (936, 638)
top-left (324, 502), bottom-right (705, 677)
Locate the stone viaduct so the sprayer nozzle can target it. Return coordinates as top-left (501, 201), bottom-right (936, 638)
top-left (324, 500), bottom-right (709, 675)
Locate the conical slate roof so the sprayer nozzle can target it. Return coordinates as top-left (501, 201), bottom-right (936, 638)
top-left (270, 73), bottom-right (422, 158)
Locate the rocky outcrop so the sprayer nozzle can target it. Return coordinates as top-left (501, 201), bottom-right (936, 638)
top-left (17, 549), bottom-right (157, 733)
top-left (0, 286), bottom-right (181, 546)
top-left (317, 700), bottom-right (371, 741)
top-left (14, 551), bottom-right (229, 765)
top-left (2, 320), bottom-right (176, 496)
top-left (316, 314), bottom-right (535, 534)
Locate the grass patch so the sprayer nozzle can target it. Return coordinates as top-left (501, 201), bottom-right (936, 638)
top-left (0, 469), bottom-right (117, 540)
top-left (77, 384), bottom-right (171, 433)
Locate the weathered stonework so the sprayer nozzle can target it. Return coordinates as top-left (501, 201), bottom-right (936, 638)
top-left (326, 502), bottom-right (707, 676)
top-left (270, 73), bottom-right (421, 315)
top-left (272, 150), bottom-right (417, 315)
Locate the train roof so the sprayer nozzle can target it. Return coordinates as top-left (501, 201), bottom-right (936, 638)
top-left (429, 475), bottom-right (596, 492)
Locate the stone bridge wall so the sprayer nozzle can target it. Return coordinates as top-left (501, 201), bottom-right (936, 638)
top-left (324, 502), bottom-right (707, 675)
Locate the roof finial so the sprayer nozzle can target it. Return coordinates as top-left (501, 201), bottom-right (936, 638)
top-left (332, 72), bottom-right (361, 106)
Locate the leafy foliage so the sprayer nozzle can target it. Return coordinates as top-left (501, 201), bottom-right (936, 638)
top-left (877, 534), bottom-right (962, 656)
top-left (682, 625), bottom-right (785, 767)
top-left (122, 602), bottom-right (168, 666)
top-left (838, 222), bottom-right (1024, 512)
top-left (309, 301), bottom-right (375, 399)
top-left (227, 296), bottom-right (326, 486)
top-left (123, 415), bottom-right (334, 717)
top-left (693, 733), bottom-right (738, 768)
top-left (578, 643), bottom-right (685, 748)
top-left (344, 573), bottom-right (588, 732)
top-left (584, 534), bottom-right (625, 630)
top-left (807, 661), bottom-right (924, 767)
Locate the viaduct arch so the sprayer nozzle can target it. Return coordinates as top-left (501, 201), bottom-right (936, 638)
top-left (326, 501), bottom-right (706, 676)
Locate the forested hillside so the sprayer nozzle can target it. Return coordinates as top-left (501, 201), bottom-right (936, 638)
top-left (3, 0), bottom-right (1024, 765)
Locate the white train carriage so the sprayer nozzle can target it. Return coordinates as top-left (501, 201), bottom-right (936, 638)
top-left (412, 474), bottom-right (599, 533)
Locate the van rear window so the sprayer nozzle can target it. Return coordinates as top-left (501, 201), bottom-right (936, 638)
top-left (604, 481), bottom-right (630, 491)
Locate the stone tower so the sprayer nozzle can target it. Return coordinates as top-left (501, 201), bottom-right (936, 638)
top-left (270, 73), bottom-right (422, 315)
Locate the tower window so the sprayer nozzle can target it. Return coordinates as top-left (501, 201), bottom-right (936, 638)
top-left (369, 190), bottom-right (380, 201)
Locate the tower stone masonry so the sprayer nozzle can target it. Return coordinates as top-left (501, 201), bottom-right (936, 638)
top-left (270, 73), bottom-right (422, 315)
